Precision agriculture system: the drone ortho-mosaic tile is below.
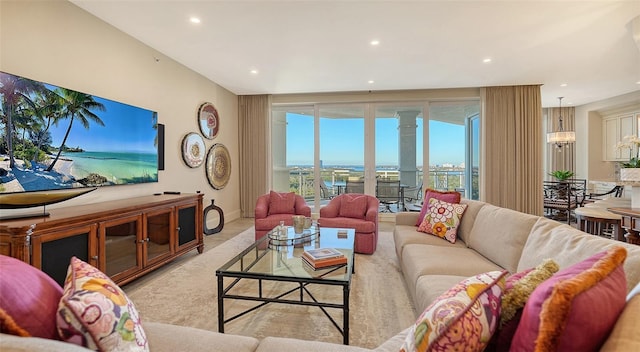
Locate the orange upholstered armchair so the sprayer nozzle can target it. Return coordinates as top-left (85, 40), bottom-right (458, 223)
top-left (254, 191), bottom-right (311, 241)
top-left (318, 193), bottom-right (379, 254)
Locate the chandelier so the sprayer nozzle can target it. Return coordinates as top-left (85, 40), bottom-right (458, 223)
top-left (546, 97), bottom-right (575, 148)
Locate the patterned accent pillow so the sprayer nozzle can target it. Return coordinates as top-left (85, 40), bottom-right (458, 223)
top-left (417, 198), bottom-right (467, 243)
top-left (511, 247), bottom-right (627, 352)
top-left (415, 188), bottom-right (462, 226)
top-left (57, 257), bottom-right (149, 352)
top-left (486, 259), bottom-right (559, 352)
top-left (339, 194), bottom-right (368, 219)
top-left (268, 191), bottom-right (296, 215)
top-left (400, 270), bottom-right (507, 352)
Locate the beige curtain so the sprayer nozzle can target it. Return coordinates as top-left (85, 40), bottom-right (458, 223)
top-left (546, 106), bottom-right (575, 175)
top-left (238, 95), bottom-right (271, 218)
top-left (482, 85), bottom-right (543, 215)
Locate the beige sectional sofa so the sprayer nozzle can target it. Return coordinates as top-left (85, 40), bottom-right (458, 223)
top-left (394, 199), bottom-right (640, 350)
top-left (2, 199), bottom-right (639, 351)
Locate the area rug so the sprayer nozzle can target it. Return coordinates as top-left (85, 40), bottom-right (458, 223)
top-left (123, 227), bottom-right (416, 348)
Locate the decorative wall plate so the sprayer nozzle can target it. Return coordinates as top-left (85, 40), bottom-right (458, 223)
top-left (206, 143), bottom-right (231, 190)
top-left (181, 132), bottom-right (206, 168)
top-left (198, 102), bottom-right (219, 139)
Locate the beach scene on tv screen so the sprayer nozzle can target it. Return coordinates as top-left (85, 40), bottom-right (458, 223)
top-left (0, 71), bottom-right (159, 194)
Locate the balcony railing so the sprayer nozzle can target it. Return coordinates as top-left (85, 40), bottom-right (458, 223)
top-left (287, 167), bottom-right (472, 201)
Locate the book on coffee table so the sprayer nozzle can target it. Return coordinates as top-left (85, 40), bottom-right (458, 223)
top-left (302, 248), bottom-right (347, 269)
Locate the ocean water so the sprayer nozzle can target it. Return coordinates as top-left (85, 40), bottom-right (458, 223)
top-left (61, 151), bottom-right (158, 184)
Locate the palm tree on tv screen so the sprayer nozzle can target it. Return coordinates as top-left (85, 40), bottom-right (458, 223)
top-left (0, 72), bottom-right (45, 168)
top-left (46, 88), bottom-right (105, 172)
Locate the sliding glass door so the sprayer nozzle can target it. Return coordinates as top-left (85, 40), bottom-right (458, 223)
top-left (319, 105), bottom-right (367, 201)
top-left (271, 99), bottom-right (479, 212)
top-left (428, 101), bottom-right (479, 199)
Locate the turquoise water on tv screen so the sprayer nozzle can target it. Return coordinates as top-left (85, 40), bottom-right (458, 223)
top-left (62, 151), bottom-right (158, 184)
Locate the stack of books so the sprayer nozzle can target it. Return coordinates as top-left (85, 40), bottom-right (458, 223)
top-left (301, 248), bottom-right (347, 269)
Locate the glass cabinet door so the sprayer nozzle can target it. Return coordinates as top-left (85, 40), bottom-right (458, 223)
top-left (32, 224), bottom-right (98, 287)
top-left (144, 209), bottom-right (173, 265)
top-left (101, 215), bottom-right (142, 282)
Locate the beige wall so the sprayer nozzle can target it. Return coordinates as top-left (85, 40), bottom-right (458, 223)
top-left (574, 90), bottom-right (640, 187)
top-left (0, 0), bottom-right (241, 222)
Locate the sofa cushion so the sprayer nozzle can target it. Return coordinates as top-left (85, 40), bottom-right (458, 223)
top-left (511, 247), bottom-right (627, 352)
top-left (415, 189), bottom-right (461, 226)
top-left (256, 336), bottom-right (370, 352)
top-left (0, 255), bottom-right (63, 340)
top-left (466, 204), bottom-right (539, 273)
top-left (394, 224), bottom-right (467, 261)
top-left (338, 194), bottom-right (368, 219)
top-left (317, 217), bottom-right (376, 233)
top-left (600, 285), bottom-right (640, 351)
top-left (268, 191), bottom-right (296, 215)
top-left (399, 270), bottom-right (507, 352)
top-left (456, 199), bottom-right (486, 245)
top-left (414, 275), bottom-right (469, 314)
top-left (144, 322), bottom-right (259, 352)
top-left (0, 333), bottom-right (92, 351)
top-left (417, 198), bottom-right (467, 243)
top-left (57, 257), bottom-right (149, 351)
top-left (517, 218), bottom-right (640, 292)
top-left (401, 245), bottom-right (504, 305)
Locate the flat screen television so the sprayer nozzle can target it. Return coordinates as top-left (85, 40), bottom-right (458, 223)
top-left (0, 71), bottom-right (159, 202)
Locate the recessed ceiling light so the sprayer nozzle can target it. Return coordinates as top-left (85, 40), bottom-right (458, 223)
top-left (368, 80), bottom-right (375, 84)
top-left (636, 81), bottom-right (640, 85)
top-left (189, 17), bottom-right (201, 24)
top-left (250, 69), bottom-right (259, 75)
top-left (560, 83), bottom-right (568, 87)
top-left (483, 58), bottom-right (492, 63)
top-left (370, 40), bottom-right (380, 46)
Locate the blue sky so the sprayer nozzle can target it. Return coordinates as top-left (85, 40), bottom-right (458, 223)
top-left (46, 86), bottom-right (157, 154)
top-left (286, 114), bottom-right (465, 166)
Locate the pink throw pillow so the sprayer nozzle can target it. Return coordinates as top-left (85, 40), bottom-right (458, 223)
top-left (510, 247), bottom-right (627, 352)
top-left (268, 191), bottom-right (296, 215)
top-left (0, 255), bottom-right (63, 340)
top-left (339, 194), bottom-right (368, 219)
top-left (415, 189), bottom-right (461, 226)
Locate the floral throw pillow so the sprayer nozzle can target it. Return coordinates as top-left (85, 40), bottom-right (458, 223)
top-left (400, 270), bottom-right (508, 352)
top-left (57, 257), bottom-right (149, 352)
top-left (417, 198), bottom-right (468, 243)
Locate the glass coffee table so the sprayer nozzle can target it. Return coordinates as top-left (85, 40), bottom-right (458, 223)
top-left (216, 226), bottom-right (355, 345)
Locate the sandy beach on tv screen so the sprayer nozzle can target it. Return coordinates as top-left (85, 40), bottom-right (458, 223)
top-left (0, 156), bottom-right (76, 193)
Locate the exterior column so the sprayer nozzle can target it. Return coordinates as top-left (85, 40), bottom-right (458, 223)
top-left (397, 110), bottom-right (420, 187)
top-left (272, 111), bottom-right (289, 192)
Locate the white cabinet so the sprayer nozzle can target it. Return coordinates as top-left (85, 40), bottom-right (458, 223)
top-left (602, 113), bottom-right (636, 161)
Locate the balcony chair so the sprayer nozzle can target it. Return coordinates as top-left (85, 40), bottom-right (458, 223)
top-left (376, 178), bottom-right (401, 212)
top-left (319, 181), bottom-right (334, 200)
top-left (254, 191), bottom-right (311, 241)
top-left (318, 194), bottom-right (379, 254)
top-left (345, 179), bottom-right (364, 194)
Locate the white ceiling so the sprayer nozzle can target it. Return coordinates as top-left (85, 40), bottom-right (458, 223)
top-left (70, 0), bottom-right (640, 108)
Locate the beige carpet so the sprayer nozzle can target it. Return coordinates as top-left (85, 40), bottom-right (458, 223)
top-left (123, 227), bottom-right (416, 348)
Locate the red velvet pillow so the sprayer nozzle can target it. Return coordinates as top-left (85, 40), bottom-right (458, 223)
top-left (339, 194), bottom-right (368, 219)
top-left (510, 247), bottom-right (627, 352)
top-left (415, 188), bottom-right (462, 226)
top-left (0, 255), bottom-right (63, 340)
top-left (268, 191), bottom-right (296, 215)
